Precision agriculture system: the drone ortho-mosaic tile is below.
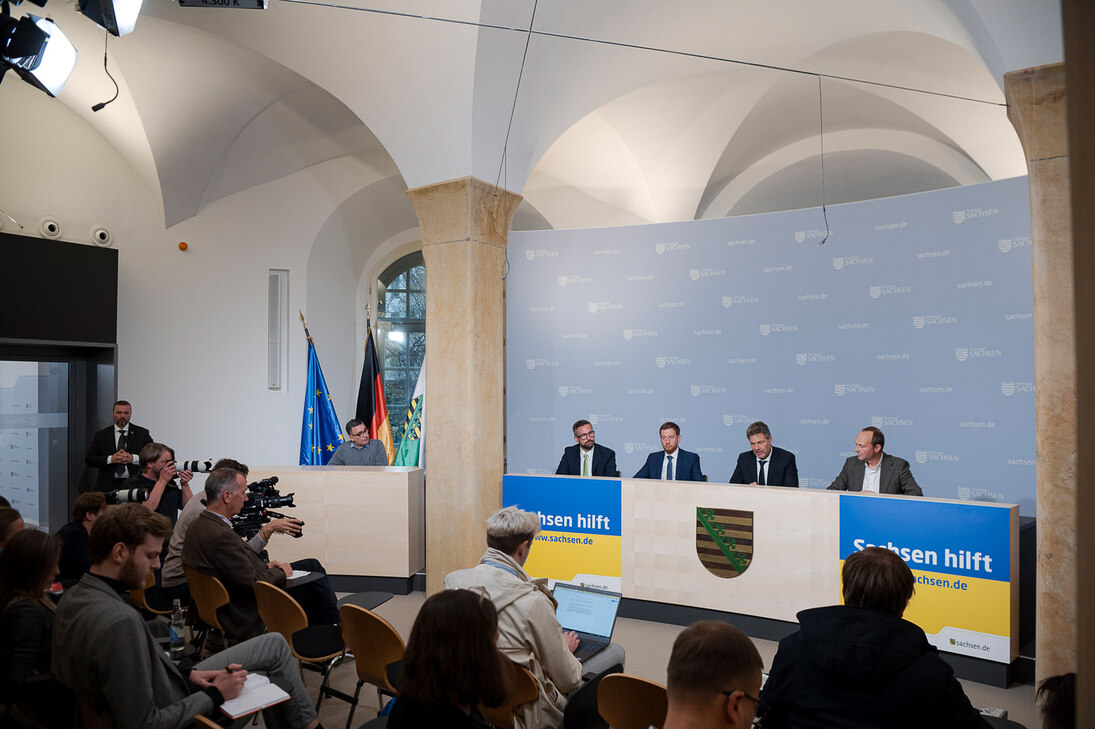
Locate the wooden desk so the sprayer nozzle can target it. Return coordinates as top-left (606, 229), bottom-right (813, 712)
top-left (249, 466), bottom-right (424, 578)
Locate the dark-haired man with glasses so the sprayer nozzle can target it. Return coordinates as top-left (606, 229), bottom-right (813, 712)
top-left (662, 620), bottom-right (765, 729)
top-left (328, 418), bottom-right (388, 466)
top-left (555, 419), bottom-right (618, 477)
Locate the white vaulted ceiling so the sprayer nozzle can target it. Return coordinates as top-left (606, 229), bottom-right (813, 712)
top-left (4, 0), bottom-right (1062, 231)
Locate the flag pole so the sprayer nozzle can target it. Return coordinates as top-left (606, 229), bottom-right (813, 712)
top-left (299, 310), bottom-right (312, 341)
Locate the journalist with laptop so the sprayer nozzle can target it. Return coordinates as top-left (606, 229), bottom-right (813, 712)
top-left (444, 506), bottom-right (626, 729)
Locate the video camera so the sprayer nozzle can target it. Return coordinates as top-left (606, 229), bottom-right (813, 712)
top-left (231, 476), bottom-right (303, 540)
top-left (104, 459), bottom-right (215, 505)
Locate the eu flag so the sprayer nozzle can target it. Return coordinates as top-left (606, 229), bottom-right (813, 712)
top-left (300, 336), bottom-right (343, 465)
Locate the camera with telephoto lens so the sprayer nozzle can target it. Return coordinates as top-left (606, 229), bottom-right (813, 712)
top-left (231, 475), bottom-right (303, 540)
top-left (104, 458), bottom-right (215, 504)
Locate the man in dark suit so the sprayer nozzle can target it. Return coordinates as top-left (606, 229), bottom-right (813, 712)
top-left (634, 421), bottom-right (703, 481)
top-left (182, 468), bottom-right (338, 641)
top-left (555, 419), bottom-right (618, 477)
top-left (828, 426), bottom-right (922, 496)
top-left (729, 421), bottom-right (798, 487)
top-left (84, 400), bottom-right (153, 491)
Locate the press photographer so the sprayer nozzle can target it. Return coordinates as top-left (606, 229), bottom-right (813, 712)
top-left (115, 443), bottom-right (194, 526)
top-left (232, 475), bottom-right (303, 541)
top-left (161, 460), bottom-right (305, 603)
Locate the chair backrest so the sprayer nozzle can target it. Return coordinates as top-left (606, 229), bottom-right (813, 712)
top-left (253, 580), bottom-right (308, 646)
top-left (338, 604), bottom-right (405, 692)
top-left (183, 567), bottom-right (229, 631)
top-left (597, 673), bottom-right (668, 729)
top-left (194, 715), bottom-right (221, 728)
top-left (129, 572), bottom-right (171, 615)
top-left (563, 662), bottom-right (622, 729)
top-left (478, 658), bottom-right (539, 729)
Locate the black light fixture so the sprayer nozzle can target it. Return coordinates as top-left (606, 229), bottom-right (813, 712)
top-left (0, 11), bottom-right (77, 96)
top-left (78, 0), bottom-right (142, 36)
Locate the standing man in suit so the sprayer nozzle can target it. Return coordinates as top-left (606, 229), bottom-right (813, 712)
top-left (828, 426), bottom-right (922, 496)
top-left (555, 419), bottom-right (618, 477)
top-left (84, 401), bottom-right (153, 492)
top-left (634, 422), bottom-right (703, 481)
top-left (729, 421), bottom-right (798, 487)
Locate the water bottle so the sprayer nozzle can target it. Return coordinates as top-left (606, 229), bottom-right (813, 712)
top-left (169, 599), bottom-right (186, 657)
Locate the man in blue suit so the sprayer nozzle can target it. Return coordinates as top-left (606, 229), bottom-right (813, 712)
top-left (556, 419), bottom-right (618, 477)
top-left (729, 421), bottom-right (799, 487)
top-left (634, 422), bottom-right (703, 481)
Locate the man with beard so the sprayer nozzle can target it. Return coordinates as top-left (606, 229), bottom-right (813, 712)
top-left (51, 503), bottom-right (321, 729)
top-left (84, 401), bottom-right (153, 491)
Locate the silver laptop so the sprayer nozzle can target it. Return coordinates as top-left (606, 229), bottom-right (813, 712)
top-left (552, 583), bottom-right (622, 662)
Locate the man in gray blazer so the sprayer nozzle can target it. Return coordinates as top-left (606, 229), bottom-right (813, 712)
top-left (828, 427), bottom-right (923, 496)
top-left (52, 503), bottom-right (319, 729)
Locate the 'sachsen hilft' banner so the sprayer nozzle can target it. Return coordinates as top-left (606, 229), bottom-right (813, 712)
top-left (839, 494), bottom-right (1017, 662)
top-left (502, 474), bottom-right (622, 592)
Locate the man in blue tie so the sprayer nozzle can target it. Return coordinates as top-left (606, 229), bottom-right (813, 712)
top-left (634, 422), bottom-right (704, 481)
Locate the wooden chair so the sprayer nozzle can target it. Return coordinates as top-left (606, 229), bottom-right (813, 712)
top-left (183, 567), bottom-right (231, 656)
top-left (477, 658), bottom-right (539, 729)
top-left (194, 715), bottom-right (220, 728)
top-left (597, 674), bottom-right (668, 729)
top-left (563, 662), bottom-right (622, 729)
top-left (253, 580), bottom-right (347, 711)
top-left (129, 572), bottom-right (173, 615)
top-left (337, 603), bottom-right (405, 729)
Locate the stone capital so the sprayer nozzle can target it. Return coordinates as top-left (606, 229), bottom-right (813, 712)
top-left (406, 177), bottom-right (522, 249)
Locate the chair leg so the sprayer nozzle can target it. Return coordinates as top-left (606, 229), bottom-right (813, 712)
top-left (344, 680), bottom-right (364, 729)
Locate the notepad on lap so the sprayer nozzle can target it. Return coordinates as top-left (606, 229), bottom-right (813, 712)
top-left (219, 674), bottom-right (290, 719)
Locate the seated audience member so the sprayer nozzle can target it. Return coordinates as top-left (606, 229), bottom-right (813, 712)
top-left (0, 495), bottom-right (9, 507)
top-left (0, 530), bottom-right (74, 729)
top-left (1037, 673), bottom-right (1075, 729)
top-left (162, 459), bottom-right (302, 602)
top-left (634, 422), bottom-right (704, 481)
top-left (662, 621), bottom-right (765, 729)
top-left (182, 468), bottom-right (338, 642)
top-left (328, 418), bottom-right (388, 465)
top-left (444, 506), bottom-right (626, 729)
top-left (0, 507), bottom-right (24, 552)
top-left (388, 589), bottom-right (506, 729)
top-left (57, 491), bottom-right (106, 583)
top-left (51, 503), bottom-right (321, 729)
top-left (827, 426), bottom-right (922, 496)
top-left (761, 546), bottom-right (989, 729)
top-left (555, 419), bottom-right (618, 477)
top-left (123, 442), bottom-right (194, 525)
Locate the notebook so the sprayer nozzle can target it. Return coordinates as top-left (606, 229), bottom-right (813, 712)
top-left (552, 583), bottom-right (622, 663)
top-left (219, 674), bottom-right (290, 719)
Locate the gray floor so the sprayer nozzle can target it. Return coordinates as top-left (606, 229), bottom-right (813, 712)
top-left (264, 591), bottom-right (1038, 729)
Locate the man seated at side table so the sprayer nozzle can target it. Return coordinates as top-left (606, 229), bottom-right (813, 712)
top-left (182, 468), bottom-right (339, 642)
top-left (662, 621), bottom-right (765, 729)
top-left (328, 418), bottom-right (388, 466)
top-left (51, 503), bottom-right (321, 729)
top-left (444, 506), bottom-right (626, 729)
top-left (760, 546), bottom-right (989, 729)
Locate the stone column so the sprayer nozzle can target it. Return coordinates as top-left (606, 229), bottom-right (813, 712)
top-left (1004, 64), bottom-right (1075, 682)
top-left (406, 177), bottom-right (522, 595)
top-left (1062, 0), bottom-right (1095, 720)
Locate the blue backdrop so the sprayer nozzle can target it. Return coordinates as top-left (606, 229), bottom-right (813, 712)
top-left (506, 178), bottom-right (1035, 515)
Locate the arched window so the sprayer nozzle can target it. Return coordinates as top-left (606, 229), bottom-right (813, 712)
top-left (376, 251), bottom-right (425, 445)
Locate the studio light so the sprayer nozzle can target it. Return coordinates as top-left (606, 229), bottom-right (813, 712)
top-left (78, 0), bottom-right (142, 37)
top-left (0, 13), bottom-right (77, 96)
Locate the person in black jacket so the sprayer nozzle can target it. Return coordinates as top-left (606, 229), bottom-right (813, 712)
top-left (761, 547), bottom-right (990, 729)
top-left (56, 491), bottom-right (106, 584)
top-left (388, 588), bottom-right (506, 729)
top-left (84, 400), bottom-right (153, 492)
top-left (0, 529), bottom-right (74, 729)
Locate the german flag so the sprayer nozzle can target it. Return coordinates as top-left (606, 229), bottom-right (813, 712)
top-left (355, 320), bottom-right (395, 464)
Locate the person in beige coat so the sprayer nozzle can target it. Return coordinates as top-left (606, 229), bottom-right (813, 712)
top-left (444, 506), bottom-right (624, 729)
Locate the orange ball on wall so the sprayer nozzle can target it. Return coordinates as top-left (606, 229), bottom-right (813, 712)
top-left (178, 241), bottom-right (188, 251)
